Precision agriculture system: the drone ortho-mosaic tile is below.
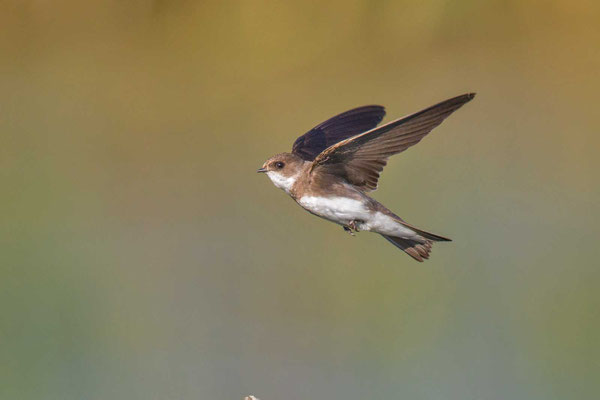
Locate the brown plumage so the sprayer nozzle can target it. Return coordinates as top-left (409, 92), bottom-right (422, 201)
top-left (310, 93), bottom-right (475, 191)
top-left (382, 236), bottom-right (433, 262)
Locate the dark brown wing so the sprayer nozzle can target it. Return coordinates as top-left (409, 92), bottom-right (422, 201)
top-left (311, 93), bottom-right (475, 191)
top-left (292, 105), bottom-right (386, 161)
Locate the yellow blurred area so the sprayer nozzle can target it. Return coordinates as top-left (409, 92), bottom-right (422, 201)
top-left (1, 1), bottom-right (599, 399)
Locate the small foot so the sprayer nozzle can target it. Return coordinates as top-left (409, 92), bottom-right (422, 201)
top-left (343, 226), bottom-right (355, 236)
top-left (348, 220), bottom-right (361, 232)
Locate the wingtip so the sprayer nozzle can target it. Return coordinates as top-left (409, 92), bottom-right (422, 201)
top-left (448, 92), bottom-right (475, 108)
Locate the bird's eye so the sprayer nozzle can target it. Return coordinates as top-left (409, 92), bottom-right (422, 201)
top-left (275, 162), bottom-right (284, 169)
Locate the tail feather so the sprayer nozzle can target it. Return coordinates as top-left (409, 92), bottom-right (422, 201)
top-left (395, 220), bottom-right (452, 242)
top-left (381, 235), bottom-right (434, 262)
top-left (377, 206), bottom-right (452, 242)
top-left (371, 199), bottom-right (451, 260)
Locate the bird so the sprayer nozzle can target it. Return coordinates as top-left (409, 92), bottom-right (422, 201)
top-left (257, 93), bottom-right (475, 261)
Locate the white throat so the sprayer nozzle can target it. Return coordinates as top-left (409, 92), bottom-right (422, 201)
top-left (266, 171), bottom-right (299, 194)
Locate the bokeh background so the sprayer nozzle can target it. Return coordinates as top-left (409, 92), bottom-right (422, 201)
top-left (2, 1), bottom-right (599, 399)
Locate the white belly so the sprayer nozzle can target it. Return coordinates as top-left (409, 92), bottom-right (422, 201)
top-left (297, 196), bottom-right (418, 239)
top-left (297, 196), bottom-right (371, 225)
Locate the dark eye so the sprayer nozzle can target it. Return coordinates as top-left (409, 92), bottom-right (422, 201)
top-left (275, 161), bottom-right (284, 169)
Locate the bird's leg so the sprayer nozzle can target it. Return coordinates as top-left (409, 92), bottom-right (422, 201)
top-left (348, 220), bottom-right (361, 232)
top-left (343, 226), bottom-right (355, 236)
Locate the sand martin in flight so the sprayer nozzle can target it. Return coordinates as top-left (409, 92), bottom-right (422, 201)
top-left (258, 93), bottom-right (475, 261)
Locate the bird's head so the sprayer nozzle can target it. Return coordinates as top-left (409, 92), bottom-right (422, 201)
top-left (257, 152), bottom-right (305, 193)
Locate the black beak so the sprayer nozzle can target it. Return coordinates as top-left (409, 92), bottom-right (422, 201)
top-left (257, 167), bottom-right (267, 173)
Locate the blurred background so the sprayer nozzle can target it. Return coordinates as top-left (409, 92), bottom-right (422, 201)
top-left (1, 1), bottom-right (599, 399)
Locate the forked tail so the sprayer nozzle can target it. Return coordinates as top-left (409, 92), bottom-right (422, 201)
top-left (381, 235), bottom-right (432, 262)
top-left (381, 229), bottom-right (451, 262)
top-left (371, 199), bottom-right (452, 261)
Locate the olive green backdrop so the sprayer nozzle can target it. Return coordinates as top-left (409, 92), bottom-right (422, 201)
top-left (2, 1), bottom-right (599, 399)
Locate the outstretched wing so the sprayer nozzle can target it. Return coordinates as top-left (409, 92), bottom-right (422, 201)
top-left (310, 93), bottom-right (475, 191)
top-left (292, 105), bottom-right (386, 161)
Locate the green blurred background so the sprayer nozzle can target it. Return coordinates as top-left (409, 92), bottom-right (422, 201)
top-left (2, 1), bottom-right (599, 399)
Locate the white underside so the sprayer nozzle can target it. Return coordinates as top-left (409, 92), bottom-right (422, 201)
top-left (266, 171), bottom-right (299, 194)
top-left (297, 196), bottom-right (418, 238)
